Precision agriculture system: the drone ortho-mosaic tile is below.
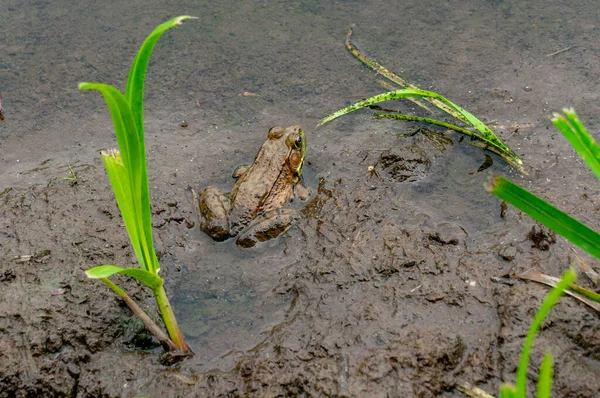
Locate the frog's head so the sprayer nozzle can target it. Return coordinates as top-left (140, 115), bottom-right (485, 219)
top-left (268, 125), bottom-right (306, 177)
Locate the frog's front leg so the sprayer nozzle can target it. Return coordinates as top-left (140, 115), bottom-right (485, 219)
top-left (198, 186), bottom-right (231, 241)
top-left (236, 208), bottom-right (299, 248)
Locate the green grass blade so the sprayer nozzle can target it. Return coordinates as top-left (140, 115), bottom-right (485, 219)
top-left (101, 149), bottom-right (145, 267)
top-left (345, 27), bottom-right (468, 122)
top-left (552, 108), bottom-right (600, 182)
top-left (569, 283), bottom-right (600, 303)
top-left (536, 352), bottom-right (554, 398)
top-left (499, 385), bottom-right (517, 398)
top-left (124, 15), bottom-right (195, 275)
top-left (319, 88), bottom-right (522, 167)
top-left (79, 83), bottom-right (141, 183)
top-left (375, 113), bottom-right (524, 172)
top-left (79, 17), bottom-right (193, 353)
top-left (513, 269), bottom-right (576, 398)
top-left (80, 83), bottom-right (158, 273)
top-left (488, 176), bottom-right (600, 260)
top-left (125, 16), bottom-right (196, 133)
top-left (86, 265), bottom-right (163, 290)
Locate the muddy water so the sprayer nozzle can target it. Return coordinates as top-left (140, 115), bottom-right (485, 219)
top-left (1, 0), bottom-right (600, 396)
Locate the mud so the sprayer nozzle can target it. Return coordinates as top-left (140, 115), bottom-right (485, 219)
top-left (1, 0), bottom-right (600, 397)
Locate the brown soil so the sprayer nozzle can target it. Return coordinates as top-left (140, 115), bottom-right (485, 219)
top-left (1, 1), bottom-right (600, 397)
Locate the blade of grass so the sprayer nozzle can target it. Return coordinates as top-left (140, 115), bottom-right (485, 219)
top-left (519, 269), bottom-right (600, 311)
top-left (536, 353), bottom-right (553, 398)
top-left (100, 148), bottom-right (147, 270)
top-left (125, 16), bottom-right (196, 133)
top-left (79, 16), bottom-right (194, 352)
top-left (513, 269), bottom-right (576, 398)
top-left (86, 265), bottom-right (163, 291)
top-left (345, 27), bottom-right (468, 123)
top-left (487, 176), bottom-right (600, 260)
top-left (125, 16), bottom-right (196, 276)
top-left (78, 85), bottom-right (158, 273)
top-left (375, 113), bottom-right (525, 172)
top-left (319, 88), bottom-right (522, 168)
top-left (552, 108), bottom-right (600, 182)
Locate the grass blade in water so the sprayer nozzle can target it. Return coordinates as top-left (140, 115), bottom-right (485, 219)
top-left (319, 88), bottom-right (522, 169)
top-left (488, 176), bottom-right (600, 260)
top-left (513, 269), bottom-right (575, 398)
top-left (345, 27), bottom-right (466, 122)
top-left (552, 108), bottom-right (600, 182)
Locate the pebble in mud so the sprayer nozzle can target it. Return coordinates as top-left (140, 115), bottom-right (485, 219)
top-left (498, 244), bottom-right (518, 262)
top-left (527, 223), bottom-right (556, 251)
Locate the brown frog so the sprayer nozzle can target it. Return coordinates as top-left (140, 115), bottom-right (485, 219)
top-left (198, 125), bottom-right (309, 247)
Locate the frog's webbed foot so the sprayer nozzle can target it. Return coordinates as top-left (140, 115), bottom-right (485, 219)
top-left (295, 183), bottom-right (311, 201)
top-left (236, 208), bottom-right (299, 248)
top-left (198, 186), bottom-right (231, 241)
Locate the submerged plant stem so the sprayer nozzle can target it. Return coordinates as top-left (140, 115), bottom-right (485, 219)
top-left (375, 113), bottom-right (475, 135)
top-left (376, 113), bottom-right (524, 171)
top-left (154, 285), bottom-right (188, 351)
top-left (100, 278), bottom-right (179, 351)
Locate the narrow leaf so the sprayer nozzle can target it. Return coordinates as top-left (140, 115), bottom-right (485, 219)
top-left (345, 27), bottom-right (466, 122)
top-left (519, 269), bottom-right (600, 311)
top-left (79, 83), bottom-right (159, 274)
top-left (125, 15), bottom-right (196, 133)
top-left (101, 150), bottom-right (144, 269)
top-left (86, 265), bottom-right (163, 290)
top-left (124, 15), bottom-right (195, 276)
top-left (499, 384), bottom-right (517, 398)
top-left (319, 88), bottom-right (522, 168)
top-left (488, 176), bottom-right (600, 260)
top-left (536, 352), bottom-right (554, 398)
top-left (552, 108), bottom-right (600, 182)
top-left (514, 269), bottom-right (576, 398)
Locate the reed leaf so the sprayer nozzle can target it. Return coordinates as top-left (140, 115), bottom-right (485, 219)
top-left (79, 16), bottom-right (194, 352)
top-left (487, 176), bottom-right (600, 260)
top-left (536, 353), bottom-right (554, 398)
top-left (86, 265), bottom-right (163, 291)
top-left (552, 108), bottom-right (600, 182)
top-left (319, 88), bottom-right (522, 169)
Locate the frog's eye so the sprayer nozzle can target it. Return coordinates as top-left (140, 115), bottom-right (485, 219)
top-left (286, 134), bottom-right (303, 149)
top-left (268, 127), bottom-right (285, 139)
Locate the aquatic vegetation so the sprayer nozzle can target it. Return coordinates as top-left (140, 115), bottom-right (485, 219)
top-left (79, 16), bottom-right (195, 352)
top-left (476, 109), bottom-right (600, 396)
top-left (318, 28), bottom-right (523, 172)
top-left (488, 109), bottom-right (600, 266)
top-left (499, 269), bottom-right (575, 398)
top-left (460, 271), bottom-right (576, 398)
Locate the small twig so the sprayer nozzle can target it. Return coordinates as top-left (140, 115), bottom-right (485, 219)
top-left (572, 249), bottom-right (600, 287)
top-left (0, 91), bottom-right (4, 121)
top-left (517, 269), bottom-right (600, 312)
top-left (546, 45), bottom-right (573, 57)
top-left (101, 278), bottom-right (180, 351)
top-left (456, 382), bottom-right (495, 398)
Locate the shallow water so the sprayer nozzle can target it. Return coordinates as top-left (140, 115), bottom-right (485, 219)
top-left (1, 0), bottom-right (600, 395)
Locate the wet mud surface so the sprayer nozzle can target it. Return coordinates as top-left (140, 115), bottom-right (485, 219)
top-left (2, 0), bottom-right (600, 397)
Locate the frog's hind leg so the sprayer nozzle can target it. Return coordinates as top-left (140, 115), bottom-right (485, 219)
top-left (198, 186), bottom-right (231, 241)
top-left (236, 208), bottom-right (299, 248)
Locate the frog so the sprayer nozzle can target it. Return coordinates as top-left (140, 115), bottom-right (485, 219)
top-left (198, 125), bottom-right (310, 248)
